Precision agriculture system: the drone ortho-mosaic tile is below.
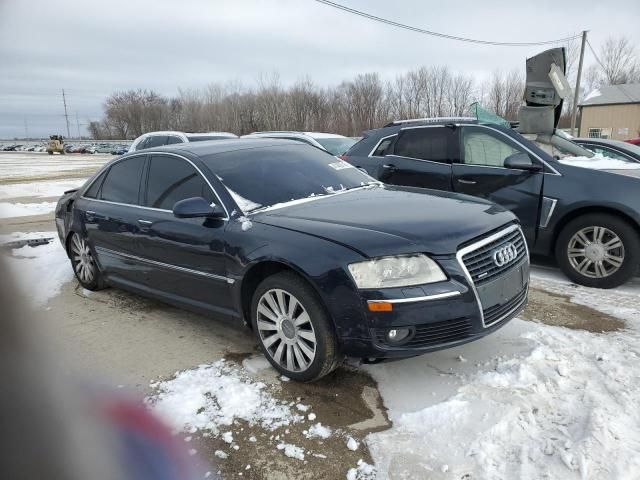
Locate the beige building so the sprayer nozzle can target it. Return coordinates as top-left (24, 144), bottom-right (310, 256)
top-left (578, 83), bottom-right (640, 140)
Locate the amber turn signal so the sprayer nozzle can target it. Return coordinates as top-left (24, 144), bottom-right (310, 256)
top-left (367, 302), bottom-right (393, 312)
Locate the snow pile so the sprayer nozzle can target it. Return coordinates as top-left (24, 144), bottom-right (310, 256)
top-left (225, 187), bottom-right (261, 213)
top-left (277, 442), bottom-right (305, 460)
top-left (559, 156), bottom-right (640, 171)
top-left (306, 423), bottom-right (332, 439)
top-left (346, 460), bottom-right (377, 480)
top-left (1, 232), bottom-right (73, 307)
top-left (0, 179), bottom-right (84, 200)
top-left (147, 360), bottom-right (300, 436)
top-left (365, 279), bottom-right (640, 479)
top-left (346, 437), bottom-right (359, 451)
top-left (0, 201), bottom-right (57, 218)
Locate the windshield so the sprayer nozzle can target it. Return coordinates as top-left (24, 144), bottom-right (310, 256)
top-left (525, 133), bottom-right (594, 159)
top-left (314, 137), bottom-right (357, 156)
top-left (202, 144), bottom-right (376, 212)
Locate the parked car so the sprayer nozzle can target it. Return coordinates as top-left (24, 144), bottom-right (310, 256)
top-left (55, 139), bottom-right (529, 381)
top-left (110, 145), bottom-right (129, 155)
top-left (625, 138), bottom-right (640, 146)
top-left (241, 131), bottom-right (357, 156)
top-left (574, 138), bottom-right (640, 163)
top-left (343, 117), bottom-right (640, 288)
top-left (3, 144), bottom-right (22, 151)
top-left (128, 131), bottom-right (237, 152)
top-left (95, 144), bottom-right (115, 154)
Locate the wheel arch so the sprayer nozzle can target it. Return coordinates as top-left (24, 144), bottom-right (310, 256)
top-left (239, 259), bottom-right (336, 333)
top-left (552, 206), bottom-right (640, 249)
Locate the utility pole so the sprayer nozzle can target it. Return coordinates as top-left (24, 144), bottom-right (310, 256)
top-left (62, 89), bottom-right (71, 138)
top-left (24, 116), bottom-right (29, 140)
top-left (75, 112), bottom-right (81, 139)
top-left (570, 30), bottom-right (587, 137)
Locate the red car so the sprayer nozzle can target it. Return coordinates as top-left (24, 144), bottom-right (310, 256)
top-left (625, 138), bottom-right (640, 145)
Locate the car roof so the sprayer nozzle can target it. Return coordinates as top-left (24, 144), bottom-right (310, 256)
top-left (575, 138), bottom-right (633, 148)
top-left (243, 131), bottom-right (346, 139)
top-left (131, 138), bottom-right (307, 157)
top-left (185, 132), bottom-right (237, 138)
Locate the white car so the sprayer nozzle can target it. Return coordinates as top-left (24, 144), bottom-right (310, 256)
top-left (128, 131), bottom-right (237, 152)
top-left (240, 131), bottom-right (357, 156)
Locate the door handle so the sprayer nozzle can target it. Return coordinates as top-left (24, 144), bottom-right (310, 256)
top-left (137, 219), bottom-right (153, 226)
top-left (382, 164), bottom-right (397, 172)
top-left (85, 210), bottom-right (97, 221)
top-left (457, 179), bottom-right (477, 185)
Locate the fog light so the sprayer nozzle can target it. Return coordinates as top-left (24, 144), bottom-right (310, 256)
top-left (386, 328), bottom-right (410, 343)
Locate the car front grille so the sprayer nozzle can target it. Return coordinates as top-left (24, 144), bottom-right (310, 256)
top-left (461, 227), bottom-right (527, 286)
top-left (482, 287), bottom-right (527, 326)
top-left (374, 318), bottom-right (473, 349)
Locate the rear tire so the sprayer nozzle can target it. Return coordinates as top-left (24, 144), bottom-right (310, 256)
top-left (251, 271), bottom-right (342, 382)
top-left (555, 214), bottom-right (639, 288)
top-left (48, 151), bottom-right (53, 155)
top-left (68, 232), bottom-right (105, 291)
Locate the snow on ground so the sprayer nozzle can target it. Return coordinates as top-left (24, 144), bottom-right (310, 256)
top-left (0, 153), bottom-right (108, 180)
top-left (559, 156), bottom-right (640, 170)
top-left (147, 360), bottom-right (302, 437)
top-left (0, 201), bottom-right (57, 218)
top-left (364, 268), bottom-right (640, 479)
top-left (0, 232), bottom-right (73, 307)
top-left (0, 179), bottom-right (85, 200)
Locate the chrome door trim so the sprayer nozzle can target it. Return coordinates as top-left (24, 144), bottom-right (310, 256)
top-left (80, 151), bottom-right (231, 220)
top-left (455, 224), bottom-right (529, 328)
top-left (368, 133), bottom-right (398, 157)
top-left (95, 246), bottom-right (235, 284)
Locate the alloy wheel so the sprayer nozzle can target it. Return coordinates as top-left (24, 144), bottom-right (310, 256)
top-left (567, 226), bottom-right (625, 279)
top-left (70, 234), bottom-right (96, 284)
top-left (256, 288), bottom-right (317, 373)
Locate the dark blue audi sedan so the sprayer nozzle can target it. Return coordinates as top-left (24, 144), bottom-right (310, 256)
top-left (55, 139), bottom-right (529, 381)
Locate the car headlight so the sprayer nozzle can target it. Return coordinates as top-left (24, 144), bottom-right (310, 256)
top-left (348, 254), bottom-right (447, 289)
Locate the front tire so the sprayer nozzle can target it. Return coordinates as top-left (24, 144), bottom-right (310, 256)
top-left (68, 232), bottom-right (105, 290)
top-left (556, 214), bottom-right (639, 288)
top-left (251, 272), bottom-right (342, 382)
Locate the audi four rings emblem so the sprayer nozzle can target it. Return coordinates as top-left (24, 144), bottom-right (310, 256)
top-left (493, 242), bottom-right (518, 267)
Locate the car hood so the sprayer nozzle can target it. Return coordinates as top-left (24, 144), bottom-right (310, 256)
top-left (251, 186), bottom-right (516, 257)
top-left (602, 168), bottom-right (640, 179)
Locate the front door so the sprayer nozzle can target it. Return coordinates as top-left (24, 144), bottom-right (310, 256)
top-left (136, 154), bottom-right (233, 316)
top-left (452, 126), bottom-right (544, 245)
top-left (378, 126), bottom-right (455, 191)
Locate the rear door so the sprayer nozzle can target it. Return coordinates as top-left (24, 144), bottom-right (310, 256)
top-left (452, 126), bottom-right (544, 244)
top-left (83, 154), bottom-right (148, 284)
top-left (377, 126), bottom-right (456, 191)
top-left (136, 154), bottom-right (233, 315)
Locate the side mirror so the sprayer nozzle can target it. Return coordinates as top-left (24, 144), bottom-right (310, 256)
top-left (504, 153), bottom-right (543, 172)
top-left (172, 197), bottom-right (225, 219)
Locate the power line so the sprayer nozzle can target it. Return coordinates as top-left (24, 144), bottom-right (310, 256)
top-left (314, 0), bottom-right (581, 46)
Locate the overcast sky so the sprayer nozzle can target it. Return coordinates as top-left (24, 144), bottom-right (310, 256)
top-left (1, 0), bottom-right (639, 139)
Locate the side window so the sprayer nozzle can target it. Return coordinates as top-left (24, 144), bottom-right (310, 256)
top-left (100, 156), bottom-right (145, 204)
top-left (84, 170), bottom-right (107, 198)
top-left (587, 146), bottom-right (629, 161)
top-left (372, 136), bottom-right (396, 157)
top-left (394, 128), bottom-right (451, 163)
top-left (146, 135), bottom-right (169, 148)
top-left (461, 127), bottom-right (526, 167)
top-left (145, 155), bottom-right (216, 210)
top-left (167, 136), bottom-right (183, 145)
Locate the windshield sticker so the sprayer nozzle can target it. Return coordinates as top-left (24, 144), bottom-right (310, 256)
top-left (328, 161), bottom-right (354, 171)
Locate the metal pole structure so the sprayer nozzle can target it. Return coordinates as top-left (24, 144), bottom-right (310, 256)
top-left (62, 89), bottom-right (71, 138)
top-left (570, 30), bottom-right (587, 137)
top-left (75, 112), bottom-right (81, 139)
top-left (24, 116), bottom-right (29, 140)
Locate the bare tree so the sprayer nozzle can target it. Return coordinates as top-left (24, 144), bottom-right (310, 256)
top-left (598, 36), bottom-right (640, 85)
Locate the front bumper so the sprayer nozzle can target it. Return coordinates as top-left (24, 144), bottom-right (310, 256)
top-left (340, 225), bottom-right (530, 359)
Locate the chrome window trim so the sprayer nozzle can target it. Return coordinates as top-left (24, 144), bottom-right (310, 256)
top-left (387, 124), bottom-right (453, 164)
top-left (540, 197), bottom-right (558, 228)
top-left (455, 224), bottom-right (530, 328)
top-left (576, 142), bottom-right (636, 162)
top-left (80, 151), bottom-right (231, 220)
top-left (367, 133), bottom-right (398, 157)
top-left (457, 123), bottom-right (561, 176)
top-left (95, 246), bottom-right (235, 284)
top-left (367, 291), bottom-right (461, 304)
